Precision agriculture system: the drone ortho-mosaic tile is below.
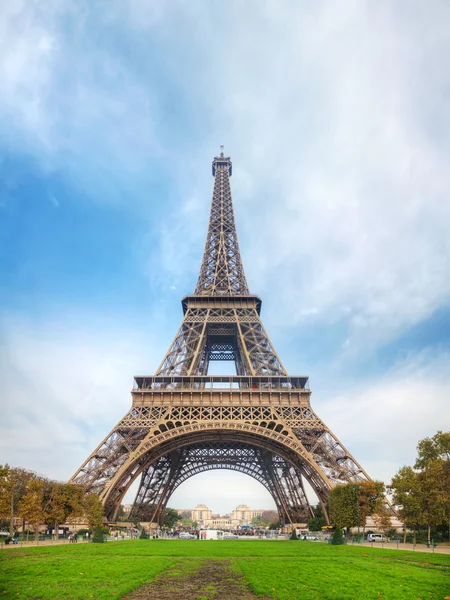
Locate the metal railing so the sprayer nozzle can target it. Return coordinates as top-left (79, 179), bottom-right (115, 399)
top-left (133, 375), bottom-right (309, 392)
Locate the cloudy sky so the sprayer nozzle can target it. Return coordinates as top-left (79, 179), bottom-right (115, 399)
top-left (1, 0), bottom-right (449, 515)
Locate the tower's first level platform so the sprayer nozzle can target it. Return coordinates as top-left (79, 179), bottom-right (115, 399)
top-left (132, 375), bottom-right (311, 407)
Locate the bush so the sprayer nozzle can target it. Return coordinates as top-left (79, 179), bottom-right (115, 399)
top-left (385, 528), bottom-right (398, 539)
top-left (92, 527), bottom-right (105, 543)
top-left (290, 529), bottom-right (298, 540)
top-left (331, 527), bottom-right (344, 545)
top-left (139, 528), bottom-right (147, 539)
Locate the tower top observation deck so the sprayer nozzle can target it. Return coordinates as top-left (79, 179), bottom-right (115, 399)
top-left (212, 145), bottom-right (232, 176)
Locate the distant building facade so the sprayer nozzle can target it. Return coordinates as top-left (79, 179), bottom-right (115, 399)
top-left (204, 516), bottom-right (234, 528)
top-left (191, 504), bottom-right (213, 524)
top-left (230, 504), bottom-right (264, 526)
top-left (175, 503), bottom-right (267, 528)
top-left (176, 504), bottom-right (213, 526)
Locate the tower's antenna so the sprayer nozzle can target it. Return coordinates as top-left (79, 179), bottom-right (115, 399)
top-left (220, 145), bottom-right (224, 157)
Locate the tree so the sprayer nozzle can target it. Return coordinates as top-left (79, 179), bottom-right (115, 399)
top-left (357, 481), bottom-right (385, 534)
top-left (418, 458), bottom-right (450, 542)
top-left (390, 466), bottom-right (425, 544)
top-left (329, 481), bottom-right (385, 538)
top-left (17, 479), bottom-right (44, 541)
top-left (373, 505), bottom-right (392, 535)
top-left (67, 485), bottom-right (84, 521)
top-left (415, 431), bottom-right (450, 469)
top-left (0, 465), bottom-right (11, 523)
top-left (43, 484), bottom-right (68, 539)
top-left (262, 511), bottom-right (279, 526)
top-left (83, 494), bottom-right (104, 530)
top-left (0, 466), bottom-right (37, 536)
top-left (290, 528), bottom-right (298, 540)
top-left (163, 507), bottom-right (180, 528)
top-left (329, 485), bottom-right (359, 536)
top-left (251, 515), bottom-right (265, 527)
top-left (415, 431), bottom-right (450, 542)
top-left (308, 504), bottom-right (326, 532)
top-left (308, 516), bottom-right (324, 532)
top-left (43, 483), bottom-right (83, 539)
top-left (390, 431), bottom-right (450, 543)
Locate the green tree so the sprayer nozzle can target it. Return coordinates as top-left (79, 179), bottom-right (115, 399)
top-left (251, 515), bottom-right (265, 527)
top-left (329, 481), bottom-right (385, 538)
top-left (332, 527), bottom-right (344, 544)
top-left (308, 504), bottom-right (326, 532)
top-left (415, 431), bottom-right (450, 469)
top-left (308, 516), bottom-right (324, 531)
top-left (329, 485), bottom-right (359, 536)
top-left (17, 479), bottom-right (44, 541)
top-left (0, 466), bottom-right (37, 536)
top-left (43, 484), bottom-right (67, 539)
top-left (357, 480), bottom-right (385, 534)
top-left (43, 483), bottom-right (83, 539)
top-left (390, 431), bottom-right (450, 543)
top-left (390, 465), bottom-right (425, 544)
top-left (92, 527), bottom-right (105, 543)
top-left (0, 465), bottom-right (11, 523)
top-left (163, 507), bottom-right (180, 528)
top-left (83, 493), bottom-right (104, 530)
top-left (418, 458), bottom-right (450, 542)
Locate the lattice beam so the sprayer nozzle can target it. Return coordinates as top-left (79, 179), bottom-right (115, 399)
top-left (195, 153), bottom-right (249, 296)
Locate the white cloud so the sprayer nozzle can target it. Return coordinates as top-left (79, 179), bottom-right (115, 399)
top-left (0, 0), bottom-right (162, 205)
top-left (0, 312), bottom-right (164, 480)
top-left (319, 349), bottom-right (450, 483)
top-left (136, 1), bottom-right (450, 352)
top-left (2, 1), bottom-right (449, 352)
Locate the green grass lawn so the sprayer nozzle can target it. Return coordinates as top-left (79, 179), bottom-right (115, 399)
top-left (1, 540), bottom-right (449, 600)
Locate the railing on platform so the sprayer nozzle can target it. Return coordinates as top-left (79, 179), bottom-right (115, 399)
top-left (133, 375), bottom-right (310, 392)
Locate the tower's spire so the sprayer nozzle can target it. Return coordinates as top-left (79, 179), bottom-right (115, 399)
top-left (194, 151), bottom-right (250, 295)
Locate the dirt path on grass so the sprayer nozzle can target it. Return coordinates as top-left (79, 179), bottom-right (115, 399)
top-left (122, 559), bottom-right (265, 600)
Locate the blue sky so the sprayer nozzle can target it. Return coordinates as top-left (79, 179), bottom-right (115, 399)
top-left (1, 0), bottom-right (450, 514)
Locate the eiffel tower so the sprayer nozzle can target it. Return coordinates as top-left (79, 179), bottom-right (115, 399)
top-left (70, 149), bottom-right (372, 525)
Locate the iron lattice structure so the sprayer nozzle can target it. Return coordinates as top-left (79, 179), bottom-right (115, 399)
top-left (71, 150), bottom-right (372, 525)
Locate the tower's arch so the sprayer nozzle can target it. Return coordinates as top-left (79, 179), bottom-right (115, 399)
top-left (129, 440), bottom-right (315, 526)
top-left (96, 426), bottom-right (333, 524)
